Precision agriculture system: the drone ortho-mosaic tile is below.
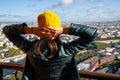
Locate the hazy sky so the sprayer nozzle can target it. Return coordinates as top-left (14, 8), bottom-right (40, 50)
top-left (0, 0), bottom-right (120, 23)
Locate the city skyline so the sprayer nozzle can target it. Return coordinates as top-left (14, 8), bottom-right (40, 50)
top-left (0, 0), bottom-right (120, 23)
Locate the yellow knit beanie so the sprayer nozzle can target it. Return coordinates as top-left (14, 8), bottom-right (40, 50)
top-left (38, 11), bottom-right (61, 28)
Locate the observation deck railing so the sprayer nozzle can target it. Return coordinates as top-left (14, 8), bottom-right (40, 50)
top-left (0, 62), bottom-right (120, 80)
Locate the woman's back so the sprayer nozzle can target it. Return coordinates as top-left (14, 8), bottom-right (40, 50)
top-left (24, 38), bottom-right (76, 80)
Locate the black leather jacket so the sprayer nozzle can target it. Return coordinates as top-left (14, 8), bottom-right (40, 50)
top-left (3, 23), bottom-right (99, 80)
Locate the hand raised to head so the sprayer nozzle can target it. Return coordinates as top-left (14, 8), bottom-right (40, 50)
top-left (33, 26), bottom-right (63, 40)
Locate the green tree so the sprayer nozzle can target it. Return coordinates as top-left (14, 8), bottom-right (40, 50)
top-left (0, 46), bottom-right (6, 50)
top-left (96, 43), bottom-right (110, 50)
top-left (0, 53), bottom-right (3, 59)
top-left (9, 72), bottom-right (22, 80)
top-left (7, 48), bottom-right (21, 57)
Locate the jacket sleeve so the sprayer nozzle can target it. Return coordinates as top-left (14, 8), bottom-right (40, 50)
top-left (3, 23), bottom-right (32, 53)
top-left (65, 23), bottom-right (99, 54)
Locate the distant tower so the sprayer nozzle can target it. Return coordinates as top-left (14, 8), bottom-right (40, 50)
top-left (31, 21), bottom-right (34, 25)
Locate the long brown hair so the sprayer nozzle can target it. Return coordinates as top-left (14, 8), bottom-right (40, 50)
top-left (36, 38), bottom-right (59, 58)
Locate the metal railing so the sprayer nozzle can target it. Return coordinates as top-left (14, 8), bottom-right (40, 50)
top-left (0, 62), bottom-right (24, 80)
top-left (0, 62), bottom-right (120, 80)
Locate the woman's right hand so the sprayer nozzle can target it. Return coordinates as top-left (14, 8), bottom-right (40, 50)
top-left (33, 27), bottom-right (63, 40)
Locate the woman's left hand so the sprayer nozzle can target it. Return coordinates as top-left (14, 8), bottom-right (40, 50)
top-left (32, 26), bottom-right (63, 40)
top-left (40, 27), bottom-right (56, 40)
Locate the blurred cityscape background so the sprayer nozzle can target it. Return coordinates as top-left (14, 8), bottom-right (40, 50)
top-left (0, 0), bottom-right (120, 79)
top-left (0, 20), bottom-right (120, 79)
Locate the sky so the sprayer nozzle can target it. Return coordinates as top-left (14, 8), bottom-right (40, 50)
top-left (0, 0), bottom-right (120, 23)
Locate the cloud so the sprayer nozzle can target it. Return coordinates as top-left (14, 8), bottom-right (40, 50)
top-left (47, 0), bottom-right (104, 9)
top-left (86, 7), bottom-right (97, 13)
top-left (86, 3), bottom-right (107, 13)
top-left (28, 0), bottom-right (44, 1)
top-left (47, 0), bottom-right (73, 9)
top-left (97, 3), bottom-right (106, 8)
top-left (84, 3), bottom-right (110, 21)
top-left (60, 0), bottom-right (73, 7)
top-left (47, 3), bottom-right (61, 9)
top-left (0, 14), bottom-right (35, 22)
top-left (26, 4), bottom-right (36, 7)
top-left (77, 0), bottom-right (104, 3)
top-left (77, 0), bottom-right (87, 3)
top-left (0, 14), bottom-right (26, 19)
top-left (100, 10), bottom-right (120, 20)
top-left (85, 7), bottom-right (120, 22)
top-left (89, 0), bottom-right (103, 2)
